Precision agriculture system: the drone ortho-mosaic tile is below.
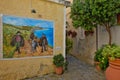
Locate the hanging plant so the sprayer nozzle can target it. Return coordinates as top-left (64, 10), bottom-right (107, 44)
top-left (117, 13), bottom-right (120, 25)
top-left (71, 31), bottom-right (77, 38)
top-left (84, 30), bottom-right (94, 36)
top-left (67, 30), bottom-right (72, 36)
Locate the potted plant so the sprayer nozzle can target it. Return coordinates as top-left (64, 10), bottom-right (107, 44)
top-left (94, 46), bottom-right (109, 71)
top-left (94, 48), bottom-right (103, 71)
top-left (99, 56), bottom-right (109, 71)
top-left (100, 44), bottom-right (120, 80)
top-left (103, 44), bottom-right (120, 80)
top-left (53, 54), bottom-right (65, 75)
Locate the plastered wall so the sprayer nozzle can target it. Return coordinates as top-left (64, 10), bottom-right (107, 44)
top-left (98, 25), bottom-right (120, 48)
top-left (0, 0), bottom-right (65, 80)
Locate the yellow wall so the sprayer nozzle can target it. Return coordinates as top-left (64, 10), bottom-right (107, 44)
top-left (0, 0), bottom-right (65, 80)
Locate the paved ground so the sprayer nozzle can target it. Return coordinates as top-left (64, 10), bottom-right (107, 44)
top-left (24, 54), bottom-right (106, 80)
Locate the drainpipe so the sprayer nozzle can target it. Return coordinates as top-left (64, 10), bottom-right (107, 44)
top-left (96, 26), bottom-right (98, 50)
top-left (63, 5), bottom-right (66, 58)
top-left (63, 0), bottom-right (71, 58)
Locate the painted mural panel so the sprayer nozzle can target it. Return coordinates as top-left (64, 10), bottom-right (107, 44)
top-left (2, 15), bottom-right (54, 58)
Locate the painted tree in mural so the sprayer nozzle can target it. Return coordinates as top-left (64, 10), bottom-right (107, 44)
top-left (71, 0), bottom-right (120, 45)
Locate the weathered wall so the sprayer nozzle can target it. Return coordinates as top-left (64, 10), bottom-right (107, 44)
top-left (0, 58), bottom-right (53, 80)
top-left (0, 0), bottom-right (65, 80)
top-left (98, 25), bottom-right (120, 48)
top-left (70, 29), bottom-right (96, 65)
top-left (66, 0), bottom-right (96, 65)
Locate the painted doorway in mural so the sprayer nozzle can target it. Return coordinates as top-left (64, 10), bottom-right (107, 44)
top-left (2, 15), bottom-right (54, 58)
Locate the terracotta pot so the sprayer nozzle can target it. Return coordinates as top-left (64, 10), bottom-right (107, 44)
top-left (105, 59), bottom-right (120, 80)
top-left (94, 61), bottom-right (101, 71)
top-left (55, 66), bottom-right (63, 75)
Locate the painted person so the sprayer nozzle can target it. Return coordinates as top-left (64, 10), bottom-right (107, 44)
top-left (10, 31), bottom-right (24, 54)
top-left (41, 33), bottom-right (48, 52)
top-left (30, 32), bottom-right (35, 40)
top-left (31, 37), bottom-right (38, 53)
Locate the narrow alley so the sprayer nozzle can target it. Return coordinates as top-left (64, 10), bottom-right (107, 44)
top-left (24, 54), bottom-right (106, 80)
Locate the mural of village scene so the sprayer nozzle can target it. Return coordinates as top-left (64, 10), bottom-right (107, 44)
top-left (2, 15), bottom-right (54, 58)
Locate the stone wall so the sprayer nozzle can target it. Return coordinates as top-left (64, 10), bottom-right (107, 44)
top-left (72, 30), bottom-right (96, 65)
top-left (0, 0), bottom-right (65, 80)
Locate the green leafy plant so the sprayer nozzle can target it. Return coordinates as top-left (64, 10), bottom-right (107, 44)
top-left (97, 44), bottom-right (120, 70)
top-left (53, 54), bottom-right (65, 67)
top-left (64, 60), bottom-right (69, 71)
top-left (94, 46), bottom-right (109, 71)
top-left (71, 0), bottom-right (120, 45)
top-left (99, 56), bottom-right (109, 71)
top-left (102, 44), bottom-right (120, 60)
top-left (94, 47), bottom-right (103, 62)
top-left (66, 38), bottom-right (73, 54)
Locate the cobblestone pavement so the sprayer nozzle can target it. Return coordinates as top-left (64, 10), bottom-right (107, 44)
top-left (24, 54), bottom-right (106, 80)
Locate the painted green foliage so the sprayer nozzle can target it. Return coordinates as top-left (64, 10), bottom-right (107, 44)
top-left (71, 0), bottom-right (120, 45)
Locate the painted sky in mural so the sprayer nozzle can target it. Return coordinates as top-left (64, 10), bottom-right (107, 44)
top-left (2, 15), bottom-right (54, 58)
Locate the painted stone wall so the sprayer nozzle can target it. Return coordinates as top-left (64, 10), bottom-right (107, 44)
top-left (0, 0), bottom-right (65, 80)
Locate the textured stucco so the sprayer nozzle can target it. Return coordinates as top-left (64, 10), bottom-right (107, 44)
top-left (0, 0), bottom-right (65, 79)
top-left (0, 58), bottom-right (54, 80)
top-left (72, 31), bottom-right (96, 65)
top-left (98, 25), bottom-right (120, 48)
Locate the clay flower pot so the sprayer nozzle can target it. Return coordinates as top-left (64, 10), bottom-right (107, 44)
top-left (105, 59), bottom-right (120, 80)
top-left (94, 61), bottom-right (101, 71)
top-left (55, 66), bottom-right (63, 75)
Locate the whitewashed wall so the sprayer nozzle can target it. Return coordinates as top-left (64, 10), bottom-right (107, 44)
top-left (98, 25), bottom-right (120, 48)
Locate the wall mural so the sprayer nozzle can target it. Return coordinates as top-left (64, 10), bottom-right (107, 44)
top-left (2, 15), bottom-right (54, 58)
